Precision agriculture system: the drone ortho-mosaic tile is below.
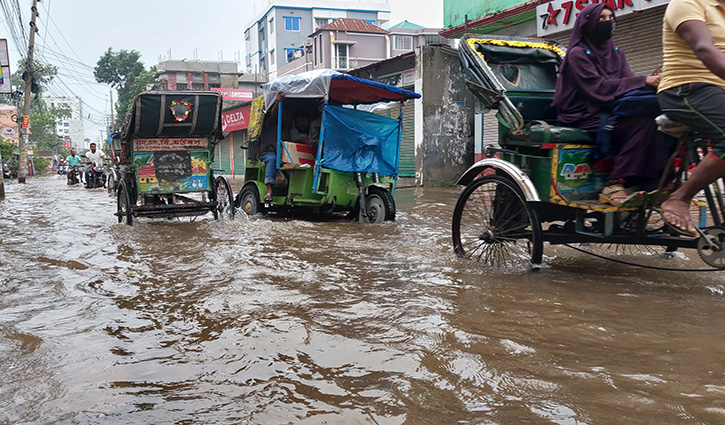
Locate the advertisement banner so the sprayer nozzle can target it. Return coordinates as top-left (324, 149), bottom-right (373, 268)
top-left (221, 106), bottom-right (251, 132)
top-left (0, 39), bottom-right (10, 94)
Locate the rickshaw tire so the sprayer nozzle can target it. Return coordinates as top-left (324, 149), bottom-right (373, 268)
top-left (239, 184), bottom-right (265, 216)
top-left (364, 186), bottom-right (396, 223)
top-left (452, 175), bottom-right (543, 269)
top-left (214, 176), bottom-right (235, 219)
top-left (117, 179), bottom-right (133, 226)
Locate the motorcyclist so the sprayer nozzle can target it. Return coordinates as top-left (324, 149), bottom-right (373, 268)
top-left (65, 148), bottom-right (83, 185)
top-left (84, 142), bottom-right (106, 188)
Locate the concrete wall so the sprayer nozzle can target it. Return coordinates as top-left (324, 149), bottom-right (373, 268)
top-left (444, 0), bottom-right (521, 28)
top-left (416, 45), bottom-right (473, 186)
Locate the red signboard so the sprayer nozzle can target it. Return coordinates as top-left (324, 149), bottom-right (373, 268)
top-left (21, 115), bottom-right (29, 129)
top-left (221, 106), bottom-right (251, 132)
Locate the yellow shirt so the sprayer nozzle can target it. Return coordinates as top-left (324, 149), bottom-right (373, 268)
top-left (660, 0), bottom-right (725, 91)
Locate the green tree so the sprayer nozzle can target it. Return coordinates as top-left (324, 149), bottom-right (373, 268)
top-left (0, 60), bottom-right (69, 156)
top-left (94, 48), bottom-right (156, 129)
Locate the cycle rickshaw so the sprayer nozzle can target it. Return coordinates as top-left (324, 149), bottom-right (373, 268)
top-left (114, 90), bottom-right (234, 225)
top-left (452, 34), bottom-right (725, 270)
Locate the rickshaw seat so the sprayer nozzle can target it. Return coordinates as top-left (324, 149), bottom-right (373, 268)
top-left (655, 114), bottom-right (691, 139)
top-left (528, 122), bottom-right (593, 144)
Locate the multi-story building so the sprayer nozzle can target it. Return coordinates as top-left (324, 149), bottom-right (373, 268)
top-left (154, 60), bottom-right (241, 91)
top-left (244, 0), bottom-right (391, 79)
top-left (276, 18), bottom-right (452, 77)
top-left (46, 96), bottom-right (84, 150)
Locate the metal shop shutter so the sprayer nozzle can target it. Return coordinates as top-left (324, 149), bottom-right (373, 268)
top-left (398, 100), bottom-right (415, 177)
top-left (232, 130), bottom-right (247, 177)
top-left (373, 101), bottom-right (415, 177)
top-left (547, 7), bottom-right (665, 76)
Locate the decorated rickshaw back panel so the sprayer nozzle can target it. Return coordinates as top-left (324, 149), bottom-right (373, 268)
top-left (133, 137), bottom-right (210, 194)
top-left (124, 91), bottom-right (223, 140)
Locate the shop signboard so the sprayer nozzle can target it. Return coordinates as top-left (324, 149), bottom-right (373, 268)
top-left (211, 88), bottom-right (254, 101)
top-left (536, 0), bottom-right (670, 37)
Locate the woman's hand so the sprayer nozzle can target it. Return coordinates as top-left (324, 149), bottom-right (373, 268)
top-left (645, 75), bottom-right (661, 87)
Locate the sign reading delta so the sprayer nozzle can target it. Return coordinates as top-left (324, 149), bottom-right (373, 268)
top-left (536, 0), bottom-right (670, 36)
top-left (221, 106), bottom-right (251, 132)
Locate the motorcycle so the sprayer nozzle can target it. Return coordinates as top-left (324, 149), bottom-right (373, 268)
top-left (85, 162), bottom-right (107, 189)
top-left (68, 165), bottom-right (83, 185)
top-left (105, 164), bottom-right (121, 195)
top-left (57, 163), bottom-right (67, 175)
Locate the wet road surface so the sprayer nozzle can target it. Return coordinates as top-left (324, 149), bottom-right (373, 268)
top-left (1, 175), bottom-right (725, 424)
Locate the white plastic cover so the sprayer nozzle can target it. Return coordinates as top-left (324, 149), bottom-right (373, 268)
top-left (261, 69), bottom-right (339, 111)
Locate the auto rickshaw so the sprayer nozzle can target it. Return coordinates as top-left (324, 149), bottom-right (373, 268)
top-left (236, 69), bottom-right (420, 222)
top-left (114, 90), bottom-right (235, 225)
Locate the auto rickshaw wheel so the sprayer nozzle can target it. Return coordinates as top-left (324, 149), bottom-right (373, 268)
top-left (238, 184), bottom-right (264, 216)
top-left (214, 176), bottom-right (235, 220)
top-left (117, 179), bottom-right (133, 226)
top-left (362, 187), bottom-right (395, 223)
top-left (452, 175), bottom-right (543, 269)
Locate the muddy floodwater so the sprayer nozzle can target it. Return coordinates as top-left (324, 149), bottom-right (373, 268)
top-left (1, 175), bottom-right (725, 424)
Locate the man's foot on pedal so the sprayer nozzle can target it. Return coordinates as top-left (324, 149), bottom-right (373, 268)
top-left (661, 198), bottom-right (697, 236)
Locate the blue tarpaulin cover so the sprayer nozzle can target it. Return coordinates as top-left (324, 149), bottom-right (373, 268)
top-left (322, 105), bottom-right (400, 176)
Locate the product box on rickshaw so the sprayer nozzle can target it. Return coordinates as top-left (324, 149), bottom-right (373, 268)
top-left (281, 142), bottom-right (315, 167)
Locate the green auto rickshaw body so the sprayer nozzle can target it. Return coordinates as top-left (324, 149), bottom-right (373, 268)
top-left (239, 69), bottom-right (420, 220)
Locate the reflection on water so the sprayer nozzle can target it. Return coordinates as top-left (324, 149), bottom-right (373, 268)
top-left (1, 176), bottom-right (725, 424)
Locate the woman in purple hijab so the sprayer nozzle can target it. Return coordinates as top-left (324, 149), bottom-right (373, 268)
top-left (553, 3), bottom-right (668, 206)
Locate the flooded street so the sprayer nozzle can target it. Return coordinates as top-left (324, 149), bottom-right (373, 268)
top-left (2, 175), bottom-right (725, 424)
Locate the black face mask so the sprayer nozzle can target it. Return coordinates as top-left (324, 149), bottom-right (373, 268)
top-left (593, 20), bottom-right (616, 42)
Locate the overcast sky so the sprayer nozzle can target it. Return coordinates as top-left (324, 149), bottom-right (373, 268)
top-left (2, 0), bottom-right (443, 142)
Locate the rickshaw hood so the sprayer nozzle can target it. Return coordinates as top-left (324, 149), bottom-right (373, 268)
top-left (261, 69), bottom-right (420, 110)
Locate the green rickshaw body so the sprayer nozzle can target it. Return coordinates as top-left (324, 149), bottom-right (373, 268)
top-left (240, 69), bottom-right (420, 220)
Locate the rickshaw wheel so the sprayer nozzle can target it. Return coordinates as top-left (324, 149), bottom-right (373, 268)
top-left (697, 227), bottom-right (725, 268)
top-left (214, 176), bottom-right (235, 220)
top-left (452, 175), bottom-right (543, 269)
top-left (117, 180), bottom-right (133, 226)
top-left (107, 170), bottom-right (116, 195)
top-left (239, 184), bottom-right (264, 216)
top-left (363, 187), bottom-right (396, 223)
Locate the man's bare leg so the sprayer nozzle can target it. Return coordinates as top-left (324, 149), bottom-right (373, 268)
top-left (662, 154), bottom-right (725, 235)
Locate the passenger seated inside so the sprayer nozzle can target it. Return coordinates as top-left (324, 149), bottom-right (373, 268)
top-left (290, 115), bottom-right (311, 145)
top-left (258, 93), bottom-right (290, 202)
top-left (553, 3), bottom-right (669, 207)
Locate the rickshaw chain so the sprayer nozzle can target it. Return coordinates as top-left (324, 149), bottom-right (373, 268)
top-left (563, 243), bottom-right (724, 272)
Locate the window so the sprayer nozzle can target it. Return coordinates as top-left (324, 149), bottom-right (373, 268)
top-left (334, 44), bottom-right (348, 69)
top-left (269, 17), bottom-right (274, 34)
top-left (393, 35), bottom-right (413, 50)
top-left (270, 48), bottom-right (275, 65)
top-left (315, 18), bottom-right (329, 29)
top-left (284, 16), bottom-right (300, 31)
top-left (285, 47), bottom-right (303, 63)
top-left (425, 35), bottom-right (448, 46)
top-left (259, 25), bottom-right (265, 41)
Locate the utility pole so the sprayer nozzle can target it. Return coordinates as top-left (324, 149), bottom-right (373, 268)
top-left (17, 0), bottom-right (40, 184)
